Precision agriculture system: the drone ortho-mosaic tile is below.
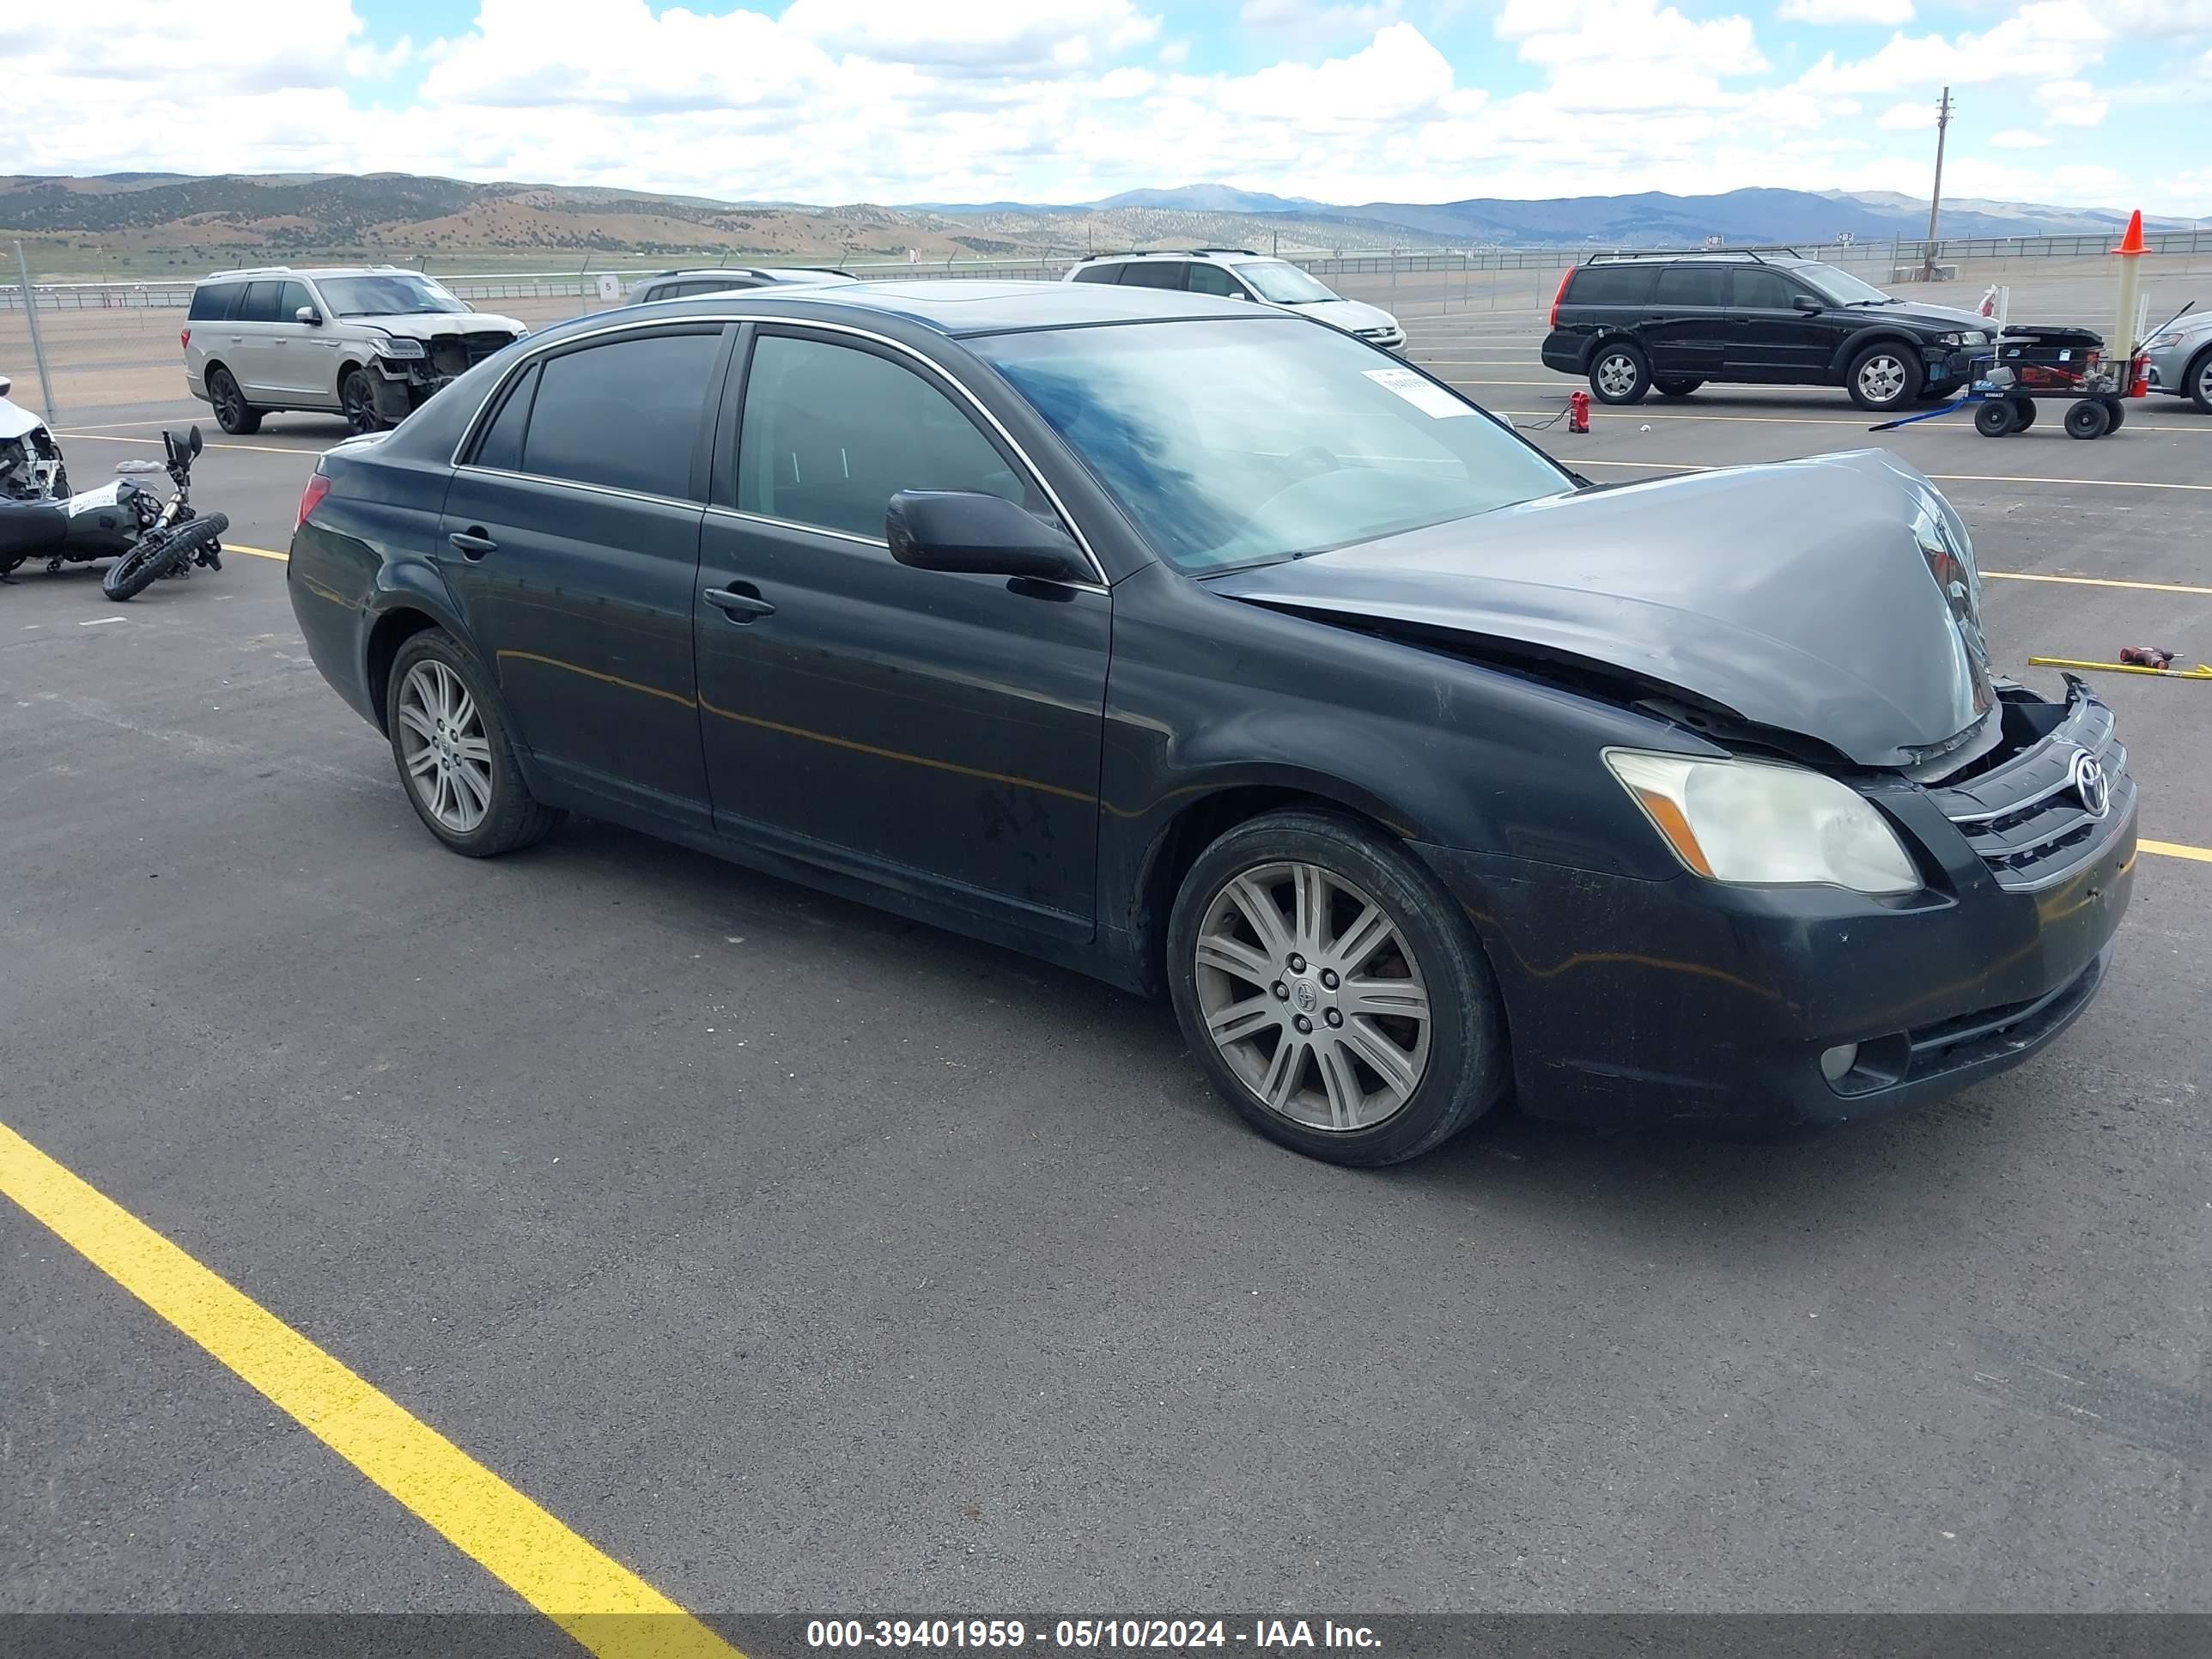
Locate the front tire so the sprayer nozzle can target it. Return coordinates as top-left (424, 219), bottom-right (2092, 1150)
top-left (101, 515), bottom-right (229, 601)
top-left (1166, 811), bottom-right (1509, 1167)
top-left (1589, 343), bottom-right (1650, 405)
top-left (1846, 344), bottom-right (1923, 411)
top-left (2188, 347), bottom-right (2212, 416)
top-left (1653, 377), bottom-right (1702, 398)
top-left (340, 368), bottom-right (382, 434)
top-left (206, 368), bottom-right (261, 435)
top-left (386, 630), bottom-right (562, 857)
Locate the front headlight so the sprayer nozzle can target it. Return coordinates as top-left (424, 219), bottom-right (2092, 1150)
top-left (377, 337), bottom-right (426, 360)
top-left (1604, 750), bottom-right (1921, 896)
top-left (2144, 331), bottom-right (2179, 350)
top-left (1936, 331), bottom-right (1985, 347)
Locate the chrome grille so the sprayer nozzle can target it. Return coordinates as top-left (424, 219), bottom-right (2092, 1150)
top-left (1929, 690), bottom-right (2131, 891)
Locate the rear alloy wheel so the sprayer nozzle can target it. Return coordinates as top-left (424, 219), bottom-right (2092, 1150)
top-left (386, 631), bottom-right (562, 857)
top-left (1167, 811), bottom-right (1508, 1166)
top-left (1654, 377), bottom-right (1702, 398)
top-left (2190, 348), bottom-right (2212, 416)
top-left (206, 367), bottom-right (261, 435)
top-left (340, 368), bottom-right (381, 434)
top-left (1846, 344), bottom-right (1922, 411)
top-left (1589, 343), bottom-right (1650, 405)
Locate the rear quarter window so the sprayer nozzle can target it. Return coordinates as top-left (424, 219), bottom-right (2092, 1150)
top-left (187, 283), bottom-right (244, 322)
top-left (518, 330), bottom-right (724, 500)
top-left (1654, 265), bottom-right (1727, 307)
top-left (1564, 265), bottom-right (1656, 306)
top-left (1068, 264), bottom-right (1122, 285)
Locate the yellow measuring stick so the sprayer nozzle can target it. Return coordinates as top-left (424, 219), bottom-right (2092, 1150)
top-left (2027, 656), bottom-right (2212, 679)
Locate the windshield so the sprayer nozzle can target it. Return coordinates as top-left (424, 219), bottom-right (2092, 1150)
top-left (1235, 260), bottom-right (1340, 306)
top-left (1795, 264), bottom-right (1898, 307)
top-left (314, 275), bottom-right (469, 318)
top-left (978, 318), bottom-right (1572, 574)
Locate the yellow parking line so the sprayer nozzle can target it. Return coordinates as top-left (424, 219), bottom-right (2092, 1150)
top-left (1983, 570), bottom-right (2212, 597)
top-left (2144, 839), bottom-right (2212, 864)
top-left (1571, 458), bottom-right (2212, 492)
top-left (227, 543), bottom-right (290, 562)
top-left (0, 1118), bottom-right (744, 1659)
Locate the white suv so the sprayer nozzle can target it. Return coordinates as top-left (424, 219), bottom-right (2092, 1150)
top-left (1065, 249), bottom-right (1405, 349)
top-left (182, 266), bottom-right (528, 434)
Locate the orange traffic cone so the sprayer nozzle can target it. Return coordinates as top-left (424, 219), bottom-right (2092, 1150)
top-left (2112, 210), bottom-right (2146, 256)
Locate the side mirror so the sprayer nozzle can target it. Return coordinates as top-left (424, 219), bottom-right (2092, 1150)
top-left (295, 306), bottom-right (323, 325)
top-left (886, 490), bottom-right (1088, 583)
top-left (189, 425), bottom-right (204, 457)
top-left (1791, 295), bottom-right (1823, 313)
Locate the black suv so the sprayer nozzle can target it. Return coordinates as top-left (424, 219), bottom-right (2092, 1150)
top-left (1540, 250), bottom-right (1991, 411)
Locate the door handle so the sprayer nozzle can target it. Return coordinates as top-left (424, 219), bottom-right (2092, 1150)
top-left (448, 529), bottom-right (497, 559)
top-left (702, 584), bottom-right (775, 622)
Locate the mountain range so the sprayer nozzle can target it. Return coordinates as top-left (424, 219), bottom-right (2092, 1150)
top-left (3, 172), bottom-right (2201, 281)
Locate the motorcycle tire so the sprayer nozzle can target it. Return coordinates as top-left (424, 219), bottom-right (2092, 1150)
top-left (102, 514), bottom-right (230, 602)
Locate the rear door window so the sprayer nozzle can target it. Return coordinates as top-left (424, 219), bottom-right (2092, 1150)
top-left (1068, 264), bottom-right (1121, 285)
top-left (735, 332), bottom-right (1048, 542)
top-left (518, 329), bottom-right (725, 500)
top-left (188, 283), bottom-right (244, 322)
top-left (1564, 265), bottom-right (1656, 306)
top-left (238, 281), bottom-right (284, 324)
top-left (1654, 265), bottom-right (1727, 307)
top-left (1731, 268), bottom-right (1796, 309)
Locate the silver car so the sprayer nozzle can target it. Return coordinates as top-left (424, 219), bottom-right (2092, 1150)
top-left (2142, 307), bottom-right (2212, 413)
top-left (183, 266), bottom-right (527, 434)
top-left (1066, 249), bottom-right (1406, 350)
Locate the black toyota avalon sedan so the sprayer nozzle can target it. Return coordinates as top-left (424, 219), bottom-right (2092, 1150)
top-left (289, 281), bottom-right (2135, 1165)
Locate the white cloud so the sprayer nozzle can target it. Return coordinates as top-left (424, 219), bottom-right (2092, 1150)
top-left (1796, 1), bottom-right (2110, 94)
top-left (1989, 127), bottom-right (2054, 146)
top-left (2038, 77), bottom-right (2111, 124)
top-left (1875, 99), bottom-right (1935, 128)
top-left (1498, 0), bottom-right (1769, 76)
top-left (1778, 0), bottom-right (1914, 23)
top-left (1240, 0), bottom-right (1402, 31)
top-left (781, 0), bottom-right (1162, 70)
top-left (2106, 0), bottom-right (2212, 33)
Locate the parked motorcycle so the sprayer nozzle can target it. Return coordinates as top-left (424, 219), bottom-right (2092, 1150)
top-left (0, 373), bottom-right (69, 503)
top-left (0, 425), bottom-right (228, 600)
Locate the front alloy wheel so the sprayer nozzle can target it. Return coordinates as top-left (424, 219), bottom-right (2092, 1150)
top-left (1194, 861), bottom-right (1432, 1133)
top-left (1847, 345), bottom-right (1922, 410)
top-left (1167, 811), bottom-right (1508, 1166)
top-left (341, 368), bottom-right (380, 434)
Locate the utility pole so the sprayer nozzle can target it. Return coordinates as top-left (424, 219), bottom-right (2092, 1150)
top-left (1923, 86), bottom-right (1953, 283)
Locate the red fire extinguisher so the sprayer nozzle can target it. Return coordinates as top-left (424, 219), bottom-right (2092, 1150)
top-left (1568, 389), bottom-right (1590, 434)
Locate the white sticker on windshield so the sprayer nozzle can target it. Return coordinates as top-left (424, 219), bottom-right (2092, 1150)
top-left (1364, 368), bottom-right (1474, 419)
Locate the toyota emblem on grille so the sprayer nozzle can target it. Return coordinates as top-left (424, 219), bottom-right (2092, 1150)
top-left (2067, 748), bottom-right (2112, 820)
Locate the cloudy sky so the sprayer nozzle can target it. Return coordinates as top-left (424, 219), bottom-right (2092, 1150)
top-left (13, 0), bottom-right (2210, 213)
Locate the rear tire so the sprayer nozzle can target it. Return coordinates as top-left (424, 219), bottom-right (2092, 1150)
top-left (101, 515), bottom-right (229, 601)
top-left (2064, 399), bottom-right (2110, 440)
top-left (2101, 398), bottom-right (2126, 432)
top-left (385, 629), bottom-right (562, 858)
top-left (1846, 344), bottom-right (1923, 411)
top-left (1165, 810), bottom-right (1509, 1167)
top-left (2012, 398), bottom-right (2038, 431)
top-left (206, 368), bottom-right (261, 435)
top-left (1654, 377), bottom-right (1702, 398)
top-left (1589, 343), bottom-right (1650, 405)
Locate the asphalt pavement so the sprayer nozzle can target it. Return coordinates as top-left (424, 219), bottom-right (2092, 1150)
top-left (3, 289), bottom-right (2210, 1637)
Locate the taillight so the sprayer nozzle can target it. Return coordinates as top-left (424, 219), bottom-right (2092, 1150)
top-left (296, 471), bottom-right (331, 530)
top-left (1548, 269), bottom-right (1573, 328)
top-left (180, 327), bottom-right (191, 349)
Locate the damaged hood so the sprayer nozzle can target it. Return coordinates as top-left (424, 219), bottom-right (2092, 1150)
top-left (1209, 449), bottom-right (1993, 768)
top-left (360, 311), bottom-right (525, 341)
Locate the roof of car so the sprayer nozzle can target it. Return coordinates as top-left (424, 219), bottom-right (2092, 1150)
top-left (1074, 248), bottom-right (1271, 264)
top-left (623, 279), bottom-right (1266, 337)
top-left (197, 264), bottom-right (423, 282)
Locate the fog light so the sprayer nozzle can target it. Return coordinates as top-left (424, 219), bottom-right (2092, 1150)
top-left (1820, 1043), bottom-right (1859, 1084)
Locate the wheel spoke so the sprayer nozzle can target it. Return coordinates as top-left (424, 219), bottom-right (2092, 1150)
top-left (1195, 930), bottom-right (1273, 987)
top-left (429, 767), bottom-right (453, 823)
top-left (1341, 1015), bottom-right (1419, 1104)
top-left (406, 745), bottom-right (440, 777)
top-left (1314, 1038), bottom-right (1362, 1130)
top-left (1206, 994), bottom-right (1279, 1045)
top-left (451, 760), bottom-right (491, 814)
top-left (453, 733), bottom-right (492, 766)
top-left (1341, 975), bottom-right (1428, 1021)
top-left (449, 685), bottom-right (478, 735)
top-left (1225, 872), bottom-right (1295, 963)
top-left (1330, 902), bottom-right (1393, 975)
top-left (1291, 864), bottom-right (1325, 954)
top-left (396, 704), bottom-right (437, 742)
top-left (1260, 1035), bottom-right (1307, 1112)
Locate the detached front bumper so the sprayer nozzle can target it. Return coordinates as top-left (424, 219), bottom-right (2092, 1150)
top-left (1414, 686), bottom-right (2136, 1131)
top-left (367, 357), bottom-right (457, 424)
